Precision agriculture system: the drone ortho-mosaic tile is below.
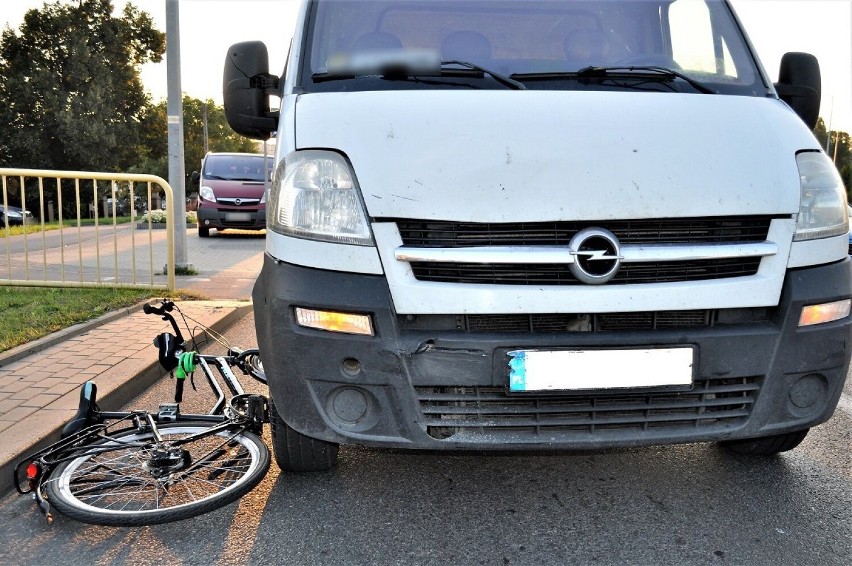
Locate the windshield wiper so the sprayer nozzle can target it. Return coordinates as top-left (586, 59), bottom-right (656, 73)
top-left (312, 59), bottom-right (526, 90)
top-left (440, 60), bottom-right (526, 90)
top-left (575, 66), bottom-right (718, 94)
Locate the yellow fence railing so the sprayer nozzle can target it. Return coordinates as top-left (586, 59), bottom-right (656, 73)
top-left (0, 169), bottom-right (175, 291)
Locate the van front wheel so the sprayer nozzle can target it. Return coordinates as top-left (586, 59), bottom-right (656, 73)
top-left (269, 397), bottom-right (339, 472)
top-left (198, 226), bottom-right (210, 238)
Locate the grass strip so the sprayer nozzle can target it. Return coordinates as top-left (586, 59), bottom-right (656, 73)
top-left (1, 217), bottom-right (134, 237)
top-left (0, 286), bottom-right (199, 352)
top-left (2, 213), bottom-right (197, 237)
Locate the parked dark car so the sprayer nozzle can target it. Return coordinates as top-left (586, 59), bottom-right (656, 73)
top-left (0, 205), bottom-right (34, 227)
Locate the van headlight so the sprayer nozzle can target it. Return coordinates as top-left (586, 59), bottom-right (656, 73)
top-left (199, 186), bottom-right (216, 202)
top-left (793, 152), bottom-right (848, 241)
top-left (269, 150), bottom-right (373, 245)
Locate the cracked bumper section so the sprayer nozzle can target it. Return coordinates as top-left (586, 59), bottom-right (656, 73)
top-left (253, 255), bottom-right (852, 450)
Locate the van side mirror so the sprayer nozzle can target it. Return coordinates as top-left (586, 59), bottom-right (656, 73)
top-left (774, 52), bottom-right (821, 129)
top-left (223, 41), bottom-right (279, 140)
top-left (190, 171), bottom-right (200, 184)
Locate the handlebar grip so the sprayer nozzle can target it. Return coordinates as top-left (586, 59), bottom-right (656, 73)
top-left (146, 301), bottom-right (185, 344)
top-left (175, 376), bottom-right (184, 403)
top-left (143, 301), bottom-right (176, 316)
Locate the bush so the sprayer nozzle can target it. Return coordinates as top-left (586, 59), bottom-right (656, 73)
top-left (139, 210), bottom-right (197, 225)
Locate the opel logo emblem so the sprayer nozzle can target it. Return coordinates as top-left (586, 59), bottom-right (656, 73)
top-left (234, 198), bottom-right (242, 206)
top-left (568, 227), bottom-right (623, 284)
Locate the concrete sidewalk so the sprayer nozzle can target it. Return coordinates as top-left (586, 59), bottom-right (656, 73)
top-left (0, 300), bottom-right (252, 495)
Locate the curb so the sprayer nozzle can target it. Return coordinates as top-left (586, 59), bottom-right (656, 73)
top-left (0, 302), bottom-right (253, 497)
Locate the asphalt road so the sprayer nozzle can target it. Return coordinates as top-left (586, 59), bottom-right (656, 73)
top-left (1, 313), bottom-right (850, 566)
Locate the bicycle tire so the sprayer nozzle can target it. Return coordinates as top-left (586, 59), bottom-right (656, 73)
top-left (43, 422), bottom-right (270, 526)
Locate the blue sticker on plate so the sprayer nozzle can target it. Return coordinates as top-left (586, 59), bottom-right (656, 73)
top-left (508, 351), bottom-right (526, 391)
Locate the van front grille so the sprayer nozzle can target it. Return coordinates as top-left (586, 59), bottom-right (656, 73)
top-left (409, 258), bottom-right (761, 285)
top-left (416, 377), bottom-right (760, 439)
top-left (398, 309), bottom-right (769, 333)
top-left (395, 216), bottom-right (775, 247)
top-left (465, 310), bottom-right (713, 332)
top-left (394, 217), bottom-right (774, 285)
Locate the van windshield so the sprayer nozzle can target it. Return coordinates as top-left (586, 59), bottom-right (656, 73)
top-left (302, 0), bottom-right (765, 96)
top-left (202, 154), bottom-right (267, 182)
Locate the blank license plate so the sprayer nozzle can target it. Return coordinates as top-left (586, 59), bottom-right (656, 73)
top-left (225, 212), bottom-right (251, 222)
top-left (508, 347), bottom-right (694, 392)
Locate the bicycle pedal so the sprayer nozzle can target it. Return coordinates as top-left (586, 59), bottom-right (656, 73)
top-left (158, 403), bottom-right (180, 422)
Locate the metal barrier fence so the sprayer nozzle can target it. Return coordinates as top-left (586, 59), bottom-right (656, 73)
top-left (0, 169), bottom-right (175, 291)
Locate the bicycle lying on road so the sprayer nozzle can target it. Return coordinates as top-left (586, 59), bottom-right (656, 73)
top-left (14, 300), bottom-right (270, 526)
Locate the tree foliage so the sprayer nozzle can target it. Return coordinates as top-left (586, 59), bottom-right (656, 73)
top-left (0, 0), bottom-right (164, 171)
top-left (814, 118), bottom-right (852, 198)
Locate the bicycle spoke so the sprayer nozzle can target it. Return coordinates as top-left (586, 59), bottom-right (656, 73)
top-left (45, 423), bottom-right (268, 524)
top-left (67, 437), bottom-right (248, 508)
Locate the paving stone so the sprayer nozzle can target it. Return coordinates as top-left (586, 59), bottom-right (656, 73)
top-left (0, 406), bottom-right (37, 422)
top-left (20, 393), bottom-right (61, 408)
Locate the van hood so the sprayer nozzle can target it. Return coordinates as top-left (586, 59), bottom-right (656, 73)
top-left (294, 91), bottom-right (818, 222)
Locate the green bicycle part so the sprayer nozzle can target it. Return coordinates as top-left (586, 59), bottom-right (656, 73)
top-left (176, 352), bottom-right (197, 380)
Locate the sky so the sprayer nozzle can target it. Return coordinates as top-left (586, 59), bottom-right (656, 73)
top-left (0, 0), bottom-right (850, 133)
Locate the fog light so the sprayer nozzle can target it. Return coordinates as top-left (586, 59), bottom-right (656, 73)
top-left (295, 307), bottom-right (374, 335)
top-left (798, 299), bottom-right (851, 327)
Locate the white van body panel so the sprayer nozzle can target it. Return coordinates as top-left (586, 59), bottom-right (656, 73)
top-left (268, 88), bottom-right (841, 297)
top-left (293, 91), bottom-right (816, 222)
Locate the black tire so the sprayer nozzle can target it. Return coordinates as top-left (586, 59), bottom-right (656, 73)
top-left (44, 422), bottom-right (270, 526)
top-left (269, 397), bottom-right (339, 472)
top-left (198, 225), bottom-right (210, 237)
top-left (719, 429), bottom-right (809, 456)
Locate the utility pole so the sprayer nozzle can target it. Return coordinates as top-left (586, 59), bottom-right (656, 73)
top-left (824, 97), bottom-right (833, 155)
top-left (202, 103), bottom-right (209, 155)
top-left (166, 0), bottom-right (190, 269)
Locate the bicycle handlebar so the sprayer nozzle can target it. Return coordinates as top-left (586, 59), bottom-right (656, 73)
top-left (143, 301), bottom-right (267, 403)
top-left (143, 301), bottom-right (184, 344)
top-left (175, 375), bottom-right (185, 403)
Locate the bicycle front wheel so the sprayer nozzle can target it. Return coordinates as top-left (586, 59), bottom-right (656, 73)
top-left (44, 422), bottom-right (270, 526)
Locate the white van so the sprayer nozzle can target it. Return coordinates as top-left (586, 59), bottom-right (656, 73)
top-left (224, 0), bottom-right (850, 472)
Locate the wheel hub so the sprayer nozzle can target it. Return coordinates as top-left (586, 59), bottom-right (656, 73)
top-left (144, 446), bottom-right (191, 478)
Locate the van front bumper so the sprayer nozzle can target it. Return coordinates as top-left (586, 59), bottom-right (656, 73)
top-left (197, 202), bottom-right (266, 231)
top-left (253, 255), bottom-right (852, 450)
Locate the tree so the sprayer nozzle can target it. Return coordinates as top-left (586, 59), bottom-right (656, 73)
top-left (0, 0), bottom-right (165, 172)
top-left (813, 118), bottom-right (851, 200)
